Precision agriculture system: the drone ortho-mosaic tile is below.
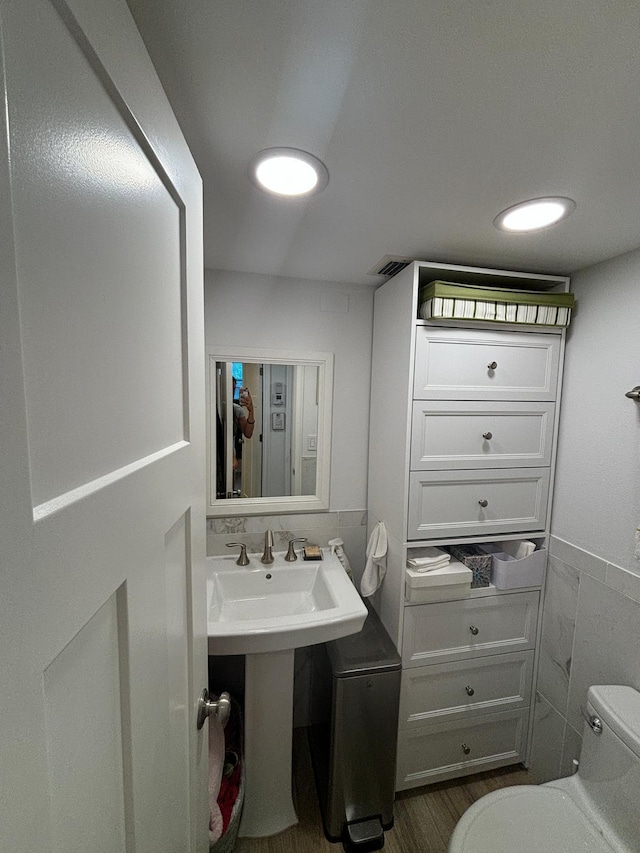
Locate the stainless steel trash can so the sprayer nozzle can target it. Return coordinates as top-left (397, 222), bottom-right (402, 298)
top-left (309, 599), bottom-right (401, 850)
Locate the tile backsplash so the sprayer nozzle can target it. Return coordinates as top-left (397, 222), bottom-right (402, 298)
top-left (528, 535), bottom-right (640, 783)
top-left (207, 510), bottom-right (368, 583)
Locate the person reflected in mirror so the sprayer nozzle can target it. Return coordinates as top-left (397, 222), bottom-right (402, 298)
top-left (216, 409), bottom-right (238, 497)
top-left (232, 380), bottom-right (255, 473)
top-left (233, 382), bottom-right (255, 441)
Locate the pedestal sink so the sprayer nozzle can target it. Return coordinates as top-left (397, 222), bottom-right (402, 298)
top-left (206, 548), bottom-right (367, 837)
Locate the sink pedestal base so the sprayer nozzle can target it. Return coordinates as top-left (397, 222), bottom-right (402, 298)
top-left (239, 649), bottom-right (298, 837)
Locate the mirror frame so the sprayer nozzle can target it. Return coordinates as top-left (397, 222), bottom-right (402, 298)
top-left (206, 345), bottom-right (334, 516)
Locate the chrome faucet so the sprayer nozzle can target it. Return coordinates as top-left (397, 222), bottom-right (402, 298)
top-left (261, 529), bottom-right (274, 564)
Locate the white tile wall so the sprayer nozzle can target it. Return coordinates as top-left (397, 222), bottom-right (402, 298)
top-left (529, 535), bottom-right (640, 782)
top-left (536, 554), bottom-right (580, 719)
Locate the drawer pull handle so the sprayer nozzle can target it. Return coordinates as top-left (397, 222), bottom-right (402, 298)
top-left (487, 361), bottom-right (498, 370)
top-left (465, 685), bottom-right (475, 696)
top-left (469, 626), bottom-right (479, 635)
top-left (462, 743), bottom-right (471, 755)
top-left (483, 432), bottom-right (493, 440)
top-left (478, 499), bottom-right (488, 508)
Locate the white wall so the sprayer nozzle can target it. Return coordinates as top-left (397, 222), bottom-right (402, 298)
top-left (204, 267), bottom-right (375, 511)
top-left (551, 246), bottom-right (640, 573)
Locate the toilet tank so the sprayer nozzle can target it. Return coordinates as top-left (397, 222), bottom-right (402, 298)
top-left (589, 685), bottom-right (640, 754)
top-left (576, 685), bottom-right (640, 850)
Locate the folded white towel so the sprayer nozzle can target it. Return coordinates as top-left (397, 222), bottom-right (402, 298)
top-left (407, 557), bottom-right (451, 573)
top-left (360, 521), bottom-right (388, 597)
top-left (406, 546), bottom-right (450, 572)
top-left (407, 546), bottom-right (449, 566)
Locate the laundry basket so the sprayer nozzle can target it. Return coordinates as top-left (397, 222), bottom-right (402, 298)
top-left (210, 698), bottom-right (244, 852)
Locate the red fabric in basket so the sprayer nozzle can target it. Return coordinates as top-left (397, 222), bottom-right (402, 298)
top-left (218, 762), bottom-right (242, 834)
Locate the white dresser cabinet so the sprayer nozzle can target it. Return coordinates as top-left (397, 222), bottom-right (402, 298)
top-left (402, 592), bottom-right (539, 667)
top-left (409, 400), bottom-right (555, 470)
top-left (367, 260), bottom-right (569, 791)
top-left (399, 651), bottom-right (534, 726)
top-left (396, 708), bottom-right (529, 788)
top-left (413, 327), bottom-right (561, 401)
top-left (407, 467), bottom-right (551, 540)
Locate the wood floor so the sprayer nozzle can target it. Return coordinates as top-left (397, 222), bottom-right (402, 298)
top-left (235, 728), bottom-right (532, 853)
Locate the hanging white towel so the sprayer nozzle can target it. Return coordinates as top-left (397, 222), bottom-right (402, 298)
top-left (360, 521), bottom-right (388, 597)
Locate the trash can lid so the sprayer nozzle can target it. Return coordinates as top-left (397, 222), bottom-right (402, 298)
top-left (326, 599), bottom-right (401, 676)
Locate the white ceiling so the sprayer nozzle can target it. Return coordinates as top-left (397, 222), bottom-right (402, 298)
top-left (126, 0), bottom-right (640, 285)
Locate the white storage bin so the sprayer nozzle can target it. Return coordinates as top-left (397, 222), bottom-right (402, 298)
top-left (490, 548), bottom-right (546, 589)
top-left (405, 560), bottom-right (472, 604)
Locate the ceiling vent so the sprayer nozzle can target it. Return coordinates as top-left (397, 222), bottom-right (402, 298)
top-left (367, 255), bottom-right (413, 278)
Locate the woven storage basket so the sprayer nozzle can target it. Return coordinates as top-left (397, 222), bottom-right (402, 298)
top-left (447, 544), bottom-right (492, 588)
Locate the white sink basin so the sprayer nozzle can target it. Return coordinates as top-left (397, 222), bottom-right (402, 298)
top-left (206, 547), bottom-right (368, 837)
top-left (211, 564), bottom-right (335, 621)
top-left (207, 549), bottom-right (367, 655)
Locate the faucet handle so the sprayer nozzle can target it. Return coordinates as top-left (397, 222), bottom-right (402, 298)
top-left (226, 542), bottom-right (249, 566)
top-left (285, 537), bottom-right (307, 562)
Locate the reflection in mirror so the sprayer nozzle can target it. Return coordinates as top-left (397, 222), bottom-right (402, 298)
top-left (215, 361), bottom-right (320, 499)
top-left (207, 347), bottom-right (333, 516)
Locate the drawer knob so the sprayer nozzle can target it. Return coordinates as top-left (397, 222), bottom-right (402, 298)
top-left (478, 499), bottom-right (488, 508)
top-left (483, 431), bottom-right (493, 440)
top-left (487, 361), bottom-right (498, 370)
top-left (469, 625), bottom-right (479, 635)
top-left (465, 685), bottom-right (475, 696)
top-left (462, 743), bottom-right (471, 755)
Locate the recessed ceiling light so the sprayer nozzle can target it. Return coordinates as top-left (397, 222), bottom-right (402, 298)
top-left (250, 147), bottom-right (329, 197)
top-left (494, 197), bottom-right (576, 232)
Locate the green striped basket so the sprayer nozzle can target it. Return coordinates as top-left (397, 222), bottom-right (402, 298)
top-left (419, 281), bottom-right (575, 327)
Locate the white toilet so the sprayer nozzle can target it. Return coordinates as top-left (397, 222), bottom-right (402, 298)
top-left (448, 685), bottom-right (640, 853)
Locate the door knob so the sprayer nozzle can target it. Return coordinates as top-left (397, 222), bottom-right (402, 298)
top-left (478, 499), bottom-right (488, 508)
top-left (469, 626), bottom-right (479, 635)
top-left (465, 685), bottom-right (475, 696)
top-left (482, 432), bottom-right (493, 440)
top-left (487, 361), bottom-right (498, 370)
top-left (196, 688), bottom-right (231, 730)
top-left (462, 743), bottom-right (471, 755)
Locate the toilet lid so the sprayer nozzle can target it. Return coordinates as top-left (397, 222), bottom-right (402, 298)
top-left (449, 785), bottom-right (618, 853)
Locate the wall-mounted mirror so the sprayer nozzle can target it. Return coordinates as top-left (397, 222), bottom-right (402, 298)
top-left (206, 346), bottom-right (333, 516)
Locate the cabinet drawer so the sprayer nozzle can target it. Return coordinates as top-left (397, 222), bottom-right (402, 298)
top-left (410, 400), bottom-right (555, 470)
top-left (399, 651), bottom-right (534, 728)
top-left (396, 708), bottom-right (529, 790)
top-left (402, 591), bottom-right (539, 667)
top-left (407, 467), bottom-right (549, 540)
top-left (413, 328), bottom-right (560, 401)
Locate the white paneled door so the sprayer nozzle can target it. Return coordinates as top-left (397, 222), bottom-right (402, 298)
top-left (0, 1), bottom-right (208, 851)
